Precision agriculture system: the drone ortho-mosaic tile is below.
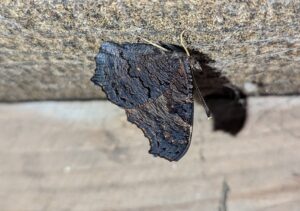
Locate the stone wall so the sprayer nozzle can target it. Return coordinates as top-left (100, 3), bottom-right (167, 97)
top-left (1, 0), bottom-right (299, 101)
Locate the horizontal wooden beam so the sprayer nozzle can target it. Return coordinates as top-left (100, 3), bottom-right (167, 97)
top-left (0, 97), bottom-right (299, 210)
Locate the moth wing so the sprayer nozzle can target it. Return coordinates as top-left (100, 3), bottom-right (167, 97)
top-left (92, 42), bottom-right (177, 108)
top-left (92, 42), bottom-right (193, 161)
top-left (125, 60), bottom-right (193, 161)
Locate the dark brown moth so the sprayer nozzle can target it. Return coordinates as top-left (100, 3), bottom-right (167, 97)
top-left (91, 41), bottom-right (208, 161)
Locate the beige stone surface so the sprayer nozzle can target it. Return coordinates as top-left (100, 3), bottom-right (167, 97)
top-left (0, 97), bottom-right (299, 210)
top-left (1, 1), bottom-right (300, 101)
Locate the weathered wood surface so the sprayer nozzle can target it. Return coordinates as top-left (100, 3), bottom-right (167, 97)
top-left (1, 1), bottom-right (300, 101)
top-left (0, 97), bottom-right (299, 211)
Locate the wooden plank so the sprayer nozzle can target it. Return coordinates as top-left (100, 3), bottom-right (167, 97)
top-left (0, 97), bottom-right (299, 211)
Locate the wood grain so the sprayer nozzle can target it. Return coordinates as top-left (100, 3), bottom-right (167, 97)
top-left (0, 97), bottom-right (299, 211)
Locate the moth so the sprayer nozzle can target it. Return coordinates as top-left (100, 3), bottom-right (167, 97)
top-left (91, 39), bottom-right (210, 161)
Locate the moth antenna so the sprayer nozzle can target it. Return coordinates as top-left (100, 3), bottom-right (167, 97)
top-left (181, 31), bottom-right (211, 118)
top-left (191, 70), bottom-right (212, 119)
top-left (180, 30), bottom-right (190, 56)
top-left (138, 36), bottom-right (169, 52)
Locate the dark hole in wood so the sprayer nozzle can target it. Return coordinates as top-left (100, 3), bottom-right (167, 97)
top-left (190, 48), bottom-right (248, 135)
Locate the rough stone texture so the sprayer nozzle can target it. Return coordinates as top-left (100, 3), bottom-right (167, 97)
top-left (1, 0), bottom-right (300, 101)
top-left (0, 97), bottom-right (299, 210)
